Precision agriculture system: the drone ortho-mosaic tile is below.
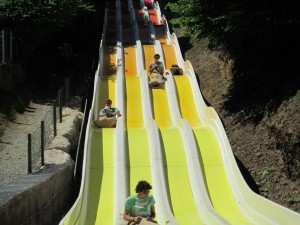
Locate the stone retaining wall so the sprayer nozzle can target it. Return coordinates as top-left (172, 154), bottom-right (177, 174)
top-left (0, 108), bottom-right (83, 225)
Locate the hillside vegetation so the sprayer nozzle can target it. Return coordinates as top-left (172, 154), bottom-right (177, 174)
top-left (174, 28), bottom-right (299, 212)
top-left (168, 0), bottom-right (299, 213)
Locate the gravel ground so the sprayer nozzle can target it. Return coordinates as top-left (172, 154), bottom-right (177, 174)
top-left (0, 102), bottom-right (51, 186)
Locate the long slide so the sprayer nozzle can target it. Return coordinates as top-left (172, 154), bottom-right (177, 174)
top-left (59, 0), bottom-right (300, 224)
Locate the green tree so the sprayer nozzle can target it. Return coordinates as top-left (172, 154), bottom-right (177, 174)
top-left (0, 0), bottom-right (94, 60)
top-left (167, 0), bottom-right (300, 123)
top-left (0, 0), bottom-right (94, 31)
top-left (167, 0), bottom-right (299, 51)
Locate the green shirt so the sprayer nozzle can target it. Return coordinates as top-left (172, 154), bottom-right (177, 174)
top-left (125, 195), bottom-right (155, 217)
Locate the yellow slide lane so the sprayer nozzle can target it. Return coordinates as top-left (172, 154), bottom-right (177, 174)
top-left (124, 46), bottom-right (137, 77)
top-left (193, 127), bottom-right (251, 224)
top-left (171, 62), bottom-right (251, 223)
top-left (143, 44), bottom-right (172, 127)
top-left (144, 44), bottom-right (205, 224)
top-left (143, 44), bottom-right (156, 80)
top-left (124, 59), bottom-right (153, 200)
top-left (161, 45), bottom-right (177, 69)
top-left (86, 128), bottom-right (115, 225)
top-left (163, 44), bottom-right (201, 126)
top-left (152, 87), bottom-right (172, 127)
top-left (160, 128), bottom-right (205, 225)
top-left (162, 44), bottom-right (250, 223)
top-left (102, 46), bottom-right (117, 76)
top-left (173, 76), bottom-right (201, 127)
top-left (63, 128), bottom-right (115, 225)
top-left (84, 59), bottom-right (117, 224)
top-left (98, 76), bottom-right (117, 107)
top-left (61, 50), bottom-right (117, 225)
top-left (127, 128), bottom-right (152, 195)
top-left (152, 94), bottom-right (204, 223)
top-left (125, 77), bottom-right (143, 128)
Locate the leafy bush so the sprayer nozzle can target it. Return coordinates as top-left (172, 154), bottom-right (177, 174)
top-left (0, 0), bottom-right (94, 31)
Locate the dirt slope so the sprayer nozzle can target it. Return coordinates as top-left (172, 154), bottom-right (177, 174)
top-left (176, 29), bottom-right (300, 213)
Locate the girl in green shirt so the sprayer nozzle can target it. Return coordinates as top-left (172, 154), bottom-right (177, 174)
top-left (123, 180), bottom-right (157, 224)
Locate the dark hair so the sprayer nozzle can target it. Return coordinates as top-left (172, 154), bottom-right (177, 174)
top-left (105, 99), bottom-right (112, 104)
top-left (135, 180), bottom-right (152, 193)
top-left (154, 54), bottom-right (160, 59)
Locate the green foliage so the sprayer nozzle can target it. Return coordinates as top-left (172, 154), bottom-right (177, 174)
top-left (286, 196), bottom-right (300, 205)
top-left (0, 0), bottom-right (95, 61)
top-left (168, 0), bottom-right (299, 50)
top-left (168, 0), bottom-right (300, 129)
top-left (0, 0), bottom-right (94, 32)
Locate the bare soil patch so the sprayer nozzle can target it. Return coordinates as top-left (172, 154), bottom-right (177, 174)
top-left (178, 28), bottom-right (300, 213)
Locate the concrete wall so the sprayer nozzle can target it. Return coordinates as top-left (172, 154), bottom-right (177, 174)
top-left (0, 108), bottom-right (83, 225)
top-left (0, 163), bottom-right (74, 225)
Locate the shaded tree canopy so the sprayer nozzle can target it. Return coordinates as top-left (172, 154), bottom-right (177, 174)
top-left (168, 0), bottom-right (300, 122)
top-left (0, 0), bottom-right (95, 63)
top-left (0, 0), bottom-right (94, 32)
top-left (168, 0), bottom-right (299, 51)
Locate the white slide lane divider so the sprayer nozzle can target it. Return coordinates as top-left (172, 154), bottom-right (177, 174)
top-left (114, 42), bottom-right (128, 225)
top-left (156, 38), bottom-right (230, 224)
top-left (137, 40), bottom-right (179, 225)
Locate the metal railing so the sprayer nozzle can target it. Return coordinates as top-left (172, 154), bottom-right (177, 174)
top-left (27, 76), bottom-right (74, 173)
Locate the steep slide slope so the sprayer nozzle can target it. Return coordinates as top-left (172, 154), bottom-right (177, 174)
top-left (60, 0), bottom-right (300, 224)
top-left (60, 46), bottom-right (118, 225)
top-left (123, 45), bottom-right (153, 196)
top-left (143, 44), bottom-right (207, 224)
top-left (163, 44), bottom-right (249, 223)
top-left (164, 36), bottom-right (300, 224)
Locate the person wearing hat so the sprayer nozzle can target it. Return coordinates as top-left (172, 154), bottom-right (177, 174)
top-left (98, 105), bottom-right (114, 118)
top-left (95, 99), bottom-right (121, 128)
top-left (99, 99), bottom-right (121, 119)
